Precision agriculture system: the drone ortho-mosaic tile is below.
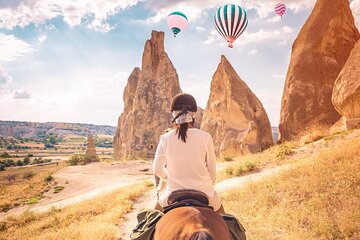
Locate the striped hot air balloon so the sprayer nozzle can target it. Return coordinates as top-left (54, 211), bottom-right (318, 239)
top-left (167, 12), bottom-right (188, 37)
top-left (275, 3), bottom-right (286, 18)
top-left (214, 4), bottom-right (248, 48)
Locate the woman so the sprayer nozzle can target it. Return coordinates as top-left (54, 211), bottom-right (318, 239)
top-left (153, 93), bottom-right (225, 214)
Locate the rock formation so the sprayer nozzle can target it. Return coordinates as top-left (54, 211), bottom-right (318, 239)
top-left (113, 31), bottom-right (204, 160)
top-left (279, 0), bottom-right (360, 140)
top-left (201, 55), bottom-right (273, 158)
top-left (332, 40), bottom-right (360, 130)
top-left (85, 134), bottom-right (97, 156)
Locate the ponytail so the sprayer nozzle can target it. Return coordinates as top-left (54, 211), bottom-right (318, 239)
top-left (176, 123), bottom-right (188, 143)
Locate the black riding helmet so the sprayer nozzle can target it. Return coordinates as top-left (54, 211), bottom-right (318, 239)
top-left (170, 93), bottom-right (197, 112)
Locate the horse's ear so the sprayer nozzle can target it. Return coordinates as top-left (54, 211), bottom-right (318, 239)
top-left (189, 231), bottom-right (213, 240)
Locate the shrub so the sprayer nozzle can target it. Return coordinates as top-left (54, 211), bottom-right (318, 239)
top-left (23, 157), bottom-right (30, 165)
top-left (27, 154), bottom-right (34, 157)
top-left (16, 160), bottom-right (24, 166)
top-left (44, 174), bottom-right (53, 183)
top-left (0, 163), bottom-right (5, 171)
top-left (2, 159), bottom-right (15, 167)
top-left (23, 171), bottom-right (35, 180)
top-left (276, 144), bottom-right (293, 159)
top-left (53, 186), bottom-right (64, 194)
top-left (27, 195), bottom-right (42, 205)
top-left (83, 154), bottom-right (99, 164)
top-left (68, 154), bottom-right (83, 166)
top-left (7, 174), bottom-right (16, 183)
top-left (225, 166), bottom-right (234, 175)
top-left (234, 165), bottom-right (244, 176)
top-left (0, 152), bottom-right (11, 158)
top-left (245, 162), bottom-right (256, 172)
top-left (223, 156), bottom-right (234, 162)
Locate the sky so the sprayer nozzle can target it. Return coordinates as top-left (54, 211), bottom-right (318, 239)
top-left (0, 0), bottom-right (359, 126)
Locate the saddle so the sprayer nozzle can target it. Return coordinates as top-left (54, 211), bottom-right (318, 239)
top-left (163, 189), bottom-right (213, 214)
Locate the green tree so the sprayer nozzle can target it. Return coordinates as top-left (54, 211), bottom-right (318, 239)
top-left (23, 157), bottom-right (30, 165)
top-left (16, 160), bottom-right (24, 166)
top-left (49, 136), bottom-right (56, 145)
top-left (0, 152), bottom-right (11, 158)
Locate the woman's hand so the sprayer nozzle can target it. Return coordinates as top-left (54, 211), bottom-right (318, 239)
top-left (156, 179), bottom-right (167, 195)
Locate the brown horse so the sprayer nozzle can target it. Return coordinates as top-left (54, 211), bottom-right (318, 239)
top-left (153, 206), bottom-right (231, 240)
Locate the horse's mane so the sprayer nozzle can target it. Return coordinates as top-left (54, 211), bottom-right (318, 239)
top-left (189, 229), bottom-right (214, 240)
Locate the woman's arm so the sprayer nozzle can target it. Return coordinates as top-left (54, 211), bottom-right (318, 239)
top-left (206, 135), bottom-right (217, 184)
top-left (153, 135), bottom-right (168, 180)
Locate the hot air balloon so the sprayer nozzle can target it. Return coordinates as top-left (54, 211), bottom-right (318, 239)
top-left (167, 12), bottom-right (188, 37)
top-left (214, 4), bottom-right (248, 48)
top-left (275, 3), bottom-right (286, 18)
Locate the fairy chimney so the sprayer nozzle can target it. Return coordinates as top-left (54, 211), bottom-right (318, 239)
top-left (113, 31), bottom-right (206, 160)
top-left (201, 56), bottom-right (273, 158)
top-left (279, 0), bottom-right (360, 140)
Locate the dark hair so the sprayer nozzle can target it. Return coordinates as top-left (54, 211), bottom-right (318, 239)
top-left (175, 118), bottom-right (195, 143)
top-left (176, 123), bottom-right (188, 143)
top-left (189, 231), bottom-right (213, 240)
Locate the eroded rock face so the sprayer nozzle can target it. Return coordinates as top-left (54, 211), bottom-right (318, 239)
top-left (279, 0), bottom-right (360, 140)
top-left (201, 56), bottom-right (273, 158)
top-left (113, 31), bottom-right (204, 160)
top-left (86, 135), bottom-right (97, 156)
top-left (332, 40), bottom-right (360, 120)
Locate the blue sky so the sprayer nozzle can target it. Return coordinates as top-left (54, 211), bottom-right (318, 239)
top-left (0, 0), bottom-right (359, 126)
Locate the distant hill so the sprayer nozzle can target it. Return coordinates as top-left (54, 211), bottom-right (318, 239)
top-left (272, 126), bottom-right (278, 142)
top-left (0, 121), bottom-right (116, 140)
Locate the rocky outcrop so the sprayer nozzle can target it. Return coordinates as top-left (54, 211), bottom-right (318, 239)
top-left (85, 135), bottom-right (97, 156)
top-left (113, 31), bottom-right (204, 160)
top-left (279, 0), bottom-right (360, 140)
top-left (332, 40), bottom-right (360, 130)
top-left (201, 56), bottom-right (273, 158)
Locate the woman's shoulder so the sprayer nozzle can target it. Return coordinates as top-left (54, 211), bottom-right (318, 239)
top-left (189, 128), bottom-right (212, 139)
top-left (160, 128), bottom-right (176, 139)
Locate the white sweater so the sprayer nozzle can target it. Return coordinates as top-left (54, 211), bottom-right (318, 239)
top-left (153, 128), bottom-right (217, 197)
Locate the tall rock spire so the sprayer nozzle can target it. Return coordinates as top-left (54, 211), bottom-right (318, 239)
top-left (113, 31), bottom-right (183, 160)
top-left (279, 0), bottom-right (360, 140)
top-left (201, 55), bottom-right (273, 158)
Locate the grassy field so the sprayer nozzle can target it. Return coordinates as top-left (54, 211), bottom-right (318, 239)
top-left (217, 127), bottom-right (352, 182)
top-left (0, 182), bottom-right (152, 240)
top-left (0, 162), bottom-right (67, 212)
top-left (222, 133), bottom-right (360, 239)
top-left (0, 135), bottom-right (113, 163)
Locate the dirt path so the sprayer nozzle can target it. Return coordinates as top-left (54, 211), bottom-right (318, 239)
top-left (0, 161), bottom-right (152, 220)
top-left (117, 163), bottom-right (293, 240)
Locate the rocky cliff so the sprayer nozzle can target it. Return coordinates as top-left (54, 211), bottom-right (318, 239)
top-left (332, 40), bottom-right (360, 130)
top-left (201, 56), bottom-right (273, 158)
top-left (113, 31), bottom-right (198, 160)
top-left (279, 0), bottom-right (360, 140)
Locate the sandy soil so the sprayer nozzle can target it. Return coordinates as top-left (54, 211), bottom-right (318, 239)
top-left (0, 160), bottom-right (153, 220)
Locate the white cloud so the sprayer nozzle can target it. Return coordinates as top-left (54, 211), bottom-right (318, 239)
top-left (351, 0), bottom-right (360, 30)
top-left (238, 26), bottom-right (294, 46)
top-left (196, 26), bottom-right (205, 32)
top-left (247, 49), bottom-right (258, 55)
top-left (205, 26), bottom-right (294, 47)
top-left (0, 33), bottom-right (35, 61)
top-left (38, 34), bottom-right (47, 42)
top-left (0, 0), bottom-right (141, 32)
top-left (144, 0), bottom-right (315, 23)
top-left (279, 40), bottom-right (288, 45)
top-left (204, 29), bottom-right (222, 45)
top-left (0, 66), bottom-right (12, 84)
top-left (13, 88), bottom-right (32, 99)
top-left (272, 74), bottom-right (285, 79)
top-left (267, 16), bottom-right (281, 23)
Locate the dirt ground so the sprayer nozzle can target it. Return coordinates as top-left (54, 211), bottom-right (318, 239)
top-left (0, 160), bottom-right (153, 220)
